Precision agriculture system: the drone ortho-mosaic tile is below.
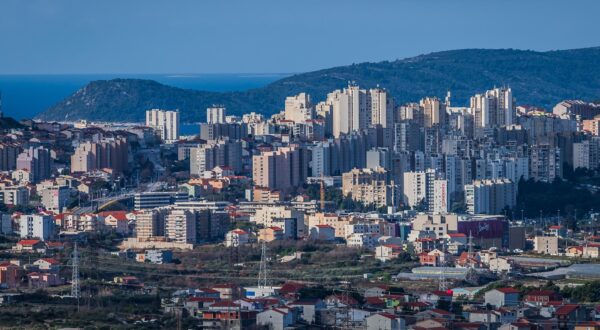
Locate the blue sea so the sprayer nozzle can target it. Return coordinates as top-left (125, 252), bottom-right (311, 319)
top-left (0, 74), bottom-right (289, 126)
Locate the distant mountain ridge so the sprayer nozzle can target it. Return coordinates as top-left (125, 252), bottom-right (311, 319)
top-left (35, 47), bottom-right (600, 122)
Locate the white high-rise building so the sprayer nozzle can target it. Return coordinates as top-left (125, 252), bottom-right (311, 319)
top-left (464, 179), bottom-right (516, 215)
top-left (165, 209), bottom-right (196, 244)
top-left (207, 106), bottom-right (226, 124)
top-left (146, 109), bottom-right (180, 143)
top-left (403, 171), bottom-right (427, 208)
top-left (432, 179), bottom-right (449, 214)
top-left (470, 87), bottom-right (514, 129)
top-left (368, 88), bottom-right (394, 128)
top-left (18, 214), bottom-right (55, 241)
top-left (284, 93), bottom-right (313, 123)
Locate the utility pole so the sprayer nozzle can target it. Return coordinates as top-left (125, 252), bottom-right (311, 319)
top-left (320, 174), bottom-right (326, 211)
top-left (71, 242), bottom-right (81, 311)
top-left (258, 241), bottom-right (268, 288)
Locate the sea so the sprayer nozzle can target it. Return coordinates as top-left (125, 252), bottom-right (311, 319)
top-left (0, 73), bottom-right (289, 135)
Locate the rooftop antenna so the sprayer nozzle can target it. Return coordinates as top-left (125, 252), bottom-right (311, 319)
top-left (71, 242), bottom-right (81, 310)
top-left (258, 241), bottom-right (269, 288)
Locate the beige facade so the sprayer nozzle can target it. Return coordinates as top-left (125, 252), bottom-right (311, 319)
top-left (71, 138), bottom-right (128, 174)
top-left (534, 236), bottom-right (559, 255)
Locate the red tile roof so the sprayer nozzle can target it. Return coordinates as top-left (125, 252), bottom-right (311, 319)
top-left (555, 304), bottom-right (579, 316)
top-left (495, 288), bottom-right (520, 294)
top-left (17, 239), bottom-right (42, 246)
top-left (97, 211), bottom-right (128, 221)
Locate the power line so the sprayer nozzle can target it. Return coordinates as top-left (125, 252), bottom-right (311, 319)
top-left (71, 242), bottom-right (81, 310)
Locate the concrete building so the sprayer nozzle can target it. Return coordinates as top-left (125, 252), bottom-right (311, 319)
top-left (252, 205), bottom-right (305, 238)
top-left (165, 209), bottom-right (196, 244)
top-left (530, 144), bottom-right (562, 182)
top-left (403, 171), bottom-right (427, 209)
top-left (470, 87), bottom-right (514, 130)
top-left (16, 147), bottom-right (51, 183)
top-left (18, 214), bottom-right (55, 241)
top-left (365, 313), bottom-right (405, 330)
top-left (464, 179), bottom-right (516, 215)
top-left (284, 93), bottom-right (313, 123)
top-left (573, 138), bottom-right (600, 170)
top-left (146, 109), bottom-right (180, 143)
top-left (0, 186), bottom-right (29, 206)
top-left (0, 143), bottom-right (19, 171)
top-left (431, 179), bottom-right (449, 214)
top-left (484, 288), bottom-right (520, 308)
top-left (134, 191), bottom-right (188, 210)
top-left (421, 96), bottom-right (446, 128)
top-left (534, 236), bottom-right (559, 255)
top-left (71, 138), bottom-right (128, 174)
top-left (342, 167), bottom-right (396, 208)
top-left (252, 147), bottom-right (308, 195)
top-left (190, 139), bottom-right (242, 176)
top-left (207, 106), bottom-right (226, 124)
top-left (136, 208), bottom-right (167, 241)
top-left (40, 185), bottom-right (71, 213)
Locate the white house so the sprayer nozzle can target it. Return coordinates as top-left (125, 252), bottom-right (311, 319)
top-left (225, 229), bottom-right (250, 247)
top-left (488, 257), bottom-right (512, 273)
top-left (375, 244), bottom-right (403, 262)
top-left (365, 313), bottom-right (406, 330)
top-left (256, 308), bottom-right (296, 330)
top-left (484, 288), bottom-right (520, 308)
top-left (347, 233), bottom-right (380, 249)
top-left (308, 224), bottom-right (335, 241)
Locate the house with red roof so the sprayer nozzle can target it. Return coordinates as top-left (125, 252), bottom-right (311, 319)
top-left (288, 299), bottom-right (326, 324)
top-left (33, 258), bottom-right (61, 272)
top-left (258, 227), bottom-right (284, 242)
top-left (225, 229), bottom-right (250, 247)
top-left (523, 290), bottom-right (563, 306)
top-left (257, 307), bottom-right (297, 330)
top-left (278, 282), bottom-right (306, 300)
top-left (376, 244), bottom-right (403, 262)
top-left (0, 262), bottom-right (22, 289)
top-left (27, 272), bottom-right (62, 288)
top-left (212, 283), bottom-right (243, 300)
top-left (14, 239), bottom-right (45, 252)
top-left (308, 224), bottom-right (335, 241)
top-left (556, 304), bottom-right (587, 329)
top-left (366, 312), bottom-right (406, 330)
top-left (485, 288), bottom-right (520, 308)
top-left (97, 211), bottom-right (129, 234)
top-left (498, 322), bottom-right (536, 330)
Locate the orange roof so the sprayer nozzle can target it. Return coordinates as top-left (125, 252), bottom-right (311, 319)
top-left (97, 211), bottom-right (128, 221)
top-left (496, 288), bottom-right (520, 294)
top-left (555, 304), bottom-right (579, 315)
top-left (38, 258), bottom-right (61, 265)
top-left (17, 239), bottom-right (42, 246)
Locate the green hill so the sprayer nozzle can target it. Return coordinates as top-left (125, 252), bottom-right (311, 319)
top-left (35, 47), bottom-right (600, 123)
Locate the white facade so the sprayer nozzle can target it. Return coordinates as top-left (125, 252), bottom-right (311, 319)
top-left (284, 93), bottom-right (313, 123)
top-left (165, 209), bottom-right (196, 244)
top-left (146, 109), bottom-right (180, 143)
top-left (18, 214), bottom-right (55, 241)
top-left (403, 171), bottom-right (427, 208)
top-left (206, 106), bottom-right (226, 124)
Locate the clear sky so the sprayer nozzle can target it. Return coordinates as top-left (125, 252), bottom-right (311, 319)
top-left (1, 0), bottom-right (599, 74)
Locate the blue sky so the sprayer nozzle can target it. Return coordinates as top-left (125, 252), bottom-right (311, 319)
top-left (1, 0), bottom-right (599, 74)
